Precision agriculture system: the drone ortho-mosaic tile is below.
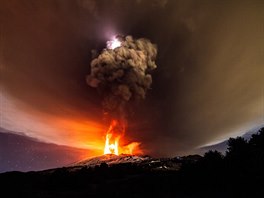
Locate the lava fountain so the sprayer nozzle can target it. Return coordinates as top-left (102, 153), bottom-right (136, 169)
top-left (104, 133), bottom-right (119, 155)
top-left (103, 120), bottom-right (121, 155)
top-left (103, 120), bottom-right (141, 155)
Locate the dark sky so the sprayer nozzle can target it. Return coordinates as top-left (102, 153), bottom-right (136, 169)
top-left (0, 0), bottom-right (263, 157)
top-left (0, 128), bottom-right (91, 173)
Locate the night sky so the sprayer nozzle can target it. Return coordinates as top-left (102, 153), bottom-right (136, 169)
top-left (1, 0), bottom-right (264, 164)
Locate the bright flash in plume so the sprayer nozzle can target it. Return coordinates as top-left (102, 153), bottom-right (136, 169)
top-left (107, 37), bottom-right (121, 49)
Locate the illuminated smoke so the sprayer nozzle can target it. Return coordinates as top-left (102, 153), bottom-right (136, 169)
top-left (87, 35), bottom-right (158, 119)
top-left (107, 37), bottom-right (121, 49)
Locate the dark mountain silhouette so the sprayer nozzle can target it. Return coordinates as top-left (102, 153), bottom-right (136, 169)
top-left (0, 128), bottom-right (91, 173)
top-left (199, 125), bottom-right (263, 154)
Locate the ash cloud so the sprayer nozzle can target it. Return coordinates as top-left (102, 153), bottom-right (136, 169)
top-left (87, 36), bottom-right (157, 118)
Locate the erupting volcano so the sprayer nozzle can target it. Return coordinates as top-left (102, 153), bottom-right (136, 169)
top-left (87, 35), bottom-right (158, 156)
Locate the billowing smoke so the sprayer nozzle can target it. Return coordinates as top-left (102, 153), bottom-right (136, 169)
top-left (87, 35), bottom-right (158, 121)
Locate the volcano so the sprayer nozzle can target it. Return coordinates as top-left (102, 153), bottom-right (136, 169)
top-left (72, 154), bottom-right (151, 167)
top-left (65, 154), bottom-right (183, 172)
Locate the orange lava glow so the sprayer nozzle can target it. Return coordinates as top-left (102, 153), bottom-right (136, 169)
top-left (15, 104), bottom-right (142, 157)
top-left (103, 120), bottom-right (141, 155)
top-left (104, 133), bottom-right (119, 155)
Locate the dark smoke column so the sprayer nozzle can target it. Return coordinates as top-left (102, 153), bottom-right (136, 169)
top-left (86, 35), bottom-right (157, 152)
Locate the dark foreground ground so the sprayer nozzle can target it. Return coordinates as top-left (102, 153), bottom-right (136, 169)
top-left (1, 128), bottom-right (264, 198)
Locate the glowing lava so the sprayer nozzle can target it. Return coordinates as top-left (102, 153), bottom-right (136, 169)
top-left (103, 120), bottom-right (122, 155)
top-left (104, 133), bottom-right (119, 155)
top-left (103, 120), bottom-right (141, 156)
top-left (107, 37), bottom-right (121, 49)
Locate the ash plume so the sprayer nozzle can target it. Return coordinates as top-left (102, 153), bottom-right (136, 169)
top-left (87, 35), bottom-right (158, 119)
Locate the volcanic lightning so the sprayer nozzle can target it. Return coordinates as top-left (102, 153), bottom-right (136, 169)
top-left (107, 37), bottom-right (121, 49)
top-left (87, 35), bottom-right (158, 155)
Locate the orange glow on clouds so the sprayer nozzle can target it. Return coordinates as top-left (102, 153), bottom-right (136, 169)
top-left (2, 93), bottom-right (142, 157)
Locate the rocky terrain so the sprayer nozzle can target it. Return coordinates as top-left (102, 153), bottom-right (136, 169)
top-left (67, 154), bottom-right (186, 170)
